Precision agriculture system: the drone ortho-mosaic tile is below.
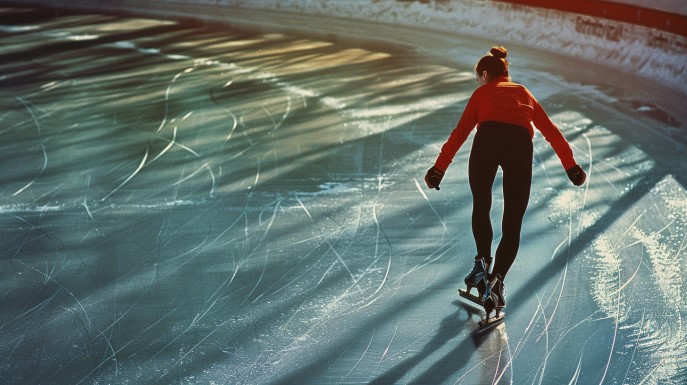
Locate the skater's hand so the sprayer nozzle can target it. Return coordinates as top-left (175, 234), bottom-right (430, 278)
top-left (566, 165), bottom-right (586, 186)
top-left (424, 166), bottom-right (444, 190)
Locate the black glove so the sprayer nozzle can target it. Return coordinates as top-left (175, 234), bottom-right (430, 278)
top-left (425, 166), bottom-right (444, 190)
top-left (566, 165), bottom-right (586, 186)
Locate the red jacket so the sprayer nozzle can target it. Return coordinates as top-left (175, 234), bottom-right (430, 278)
top-left (434, 75), bottom-right (577, 172)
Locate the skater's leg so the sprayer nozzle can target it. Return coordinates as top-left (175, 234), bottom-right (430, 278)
top-left (469, 129), bottom-right (499, 263)
top-left (491, 129), bottom-right (533, 279)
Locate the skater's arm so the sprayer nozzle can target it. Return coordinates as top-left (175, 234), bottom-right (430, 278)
top-left (531, 101), bottom-right (577, 170)
top-left (434, 94), bottom-right (479, 172)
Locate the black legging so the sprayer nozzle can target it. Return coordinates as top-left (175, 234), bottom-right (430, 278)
top-left (469, 121), bottom-right (533, 280)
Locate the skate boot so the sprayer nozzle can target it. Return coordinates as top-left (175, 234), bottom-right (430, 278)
top-left (464, 256), bottom-right (490, 297)
top-left (482, 274), bottom-right (506, 318)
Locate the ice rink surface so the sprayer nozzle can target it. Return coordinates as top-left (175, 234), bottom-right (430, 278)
top-left (1, 6), bottom-right (686, 385)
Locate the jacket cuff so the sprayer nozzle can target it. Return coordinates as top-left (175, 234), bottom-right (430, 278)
top-left (434, 154), bottom-right (452, 173)
top-left (561, 156), bottom-right (577, 171)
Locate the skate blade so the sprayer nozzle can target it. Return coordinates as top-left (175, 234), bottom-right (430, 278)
top-left (458, 288), bottom-right (482, 307)
top-left (478, 312), bottom-right (505, 332)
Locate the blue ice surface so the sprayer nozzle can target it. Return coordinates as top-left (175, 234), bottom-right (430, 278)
top-left (0, 6), bottom-right (685, 385)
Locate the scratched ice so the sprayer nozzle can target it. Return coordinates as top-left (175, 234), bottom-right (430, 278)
top-left (0, 6), bottom-right (686, 385)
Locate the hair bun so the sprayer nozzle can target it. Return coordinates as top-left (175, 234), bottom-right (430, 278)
top-left (490, 46), bottom-right (507, 59)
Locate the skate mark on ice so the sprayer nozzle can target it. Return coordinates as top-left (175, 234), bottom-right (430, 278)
top-left (322, 239), bottom-right (357, 284)
top-left (243, 250), bottom-right (271, 305)
top-left (621, 310), bottom-right (645, 385)
top-left (358, 253), bottom-right (391, 310)
top-left (342, 330), bottom-right (375, 382)
top-left (455, 342), bottom-right (510, 384)
top-left (14, 259), bottom-right (91, 328)
top-left (279, 297), bottom-right (309, 331)
top-left (102, 147), bottom-right (149, 201)
top-left (151, 272), bottom-right (233, 362)
top-left (357, 203), bottom-right (392, 309)
top-left (550, 237), bottom-right (568, 262)
top-left (12, 215), bottom-right (65, 265)
top-left (492, 326), bottom-right (515, 385)
top-left (535, 146), bottom-right (554, 186)
top-left (225, 110), bottom-right (238, 141)
top-left (269, 246), bottom-right (322, 296)
top-left (620, 216), bottom-right (675, 249)
top-left (337, 247), bottom-right (391, 310)
top-left (170, 162), bottom-right (216, 197)
top-left (12, 97), bottom-right (46, 196)
top-left (390, 231), bottom-right (467, 284)
top-left (172, 273), bottom-right (239, 364)
top-left (582, 133), bottom-right (592, 204)
top-left (598, 265), bottom-right (621, 385)
top-left (612, 209), bottom-right (647, 248)
top-left (492, 343), bottom-right (506, 385)
top-left (75, 306), bottom-right (180, 385)
top-left (15, 96), bottom-right (42, 136)
top-left (413, 178), bottom-right (447, 233)
top-left (367, 322), bottom-right (399, 381)
top-left (149, 125), bottom-right (201, 165)
top-left (158, 236), bottom-right (209, 278)
top-left (539, 202), bottom-right (573, 334)
top-left (537, 236), bottom-right (569, 345)
top-left (83, 175), bottom-right (95, 221)
top-left (533, 293), bottom-right (551, 384)
top-left (157, 68), bottom-right (192, 133)
top-left (295, 194), bottom-right (313, 220)
top-left (174, 319), bottom-right (230, 366)
top-left (637, 357), bottom-right (667, 385)
top-left (235, 200), bottom-right (283, 301)
top-left (567, 354), bottom-right (584, 385)
top-left (610, 251), bottom-right (642, 296)
top-left (87, 269), bottom-right (158, 366)
top-left (13, 143), bottom-right (47, 197)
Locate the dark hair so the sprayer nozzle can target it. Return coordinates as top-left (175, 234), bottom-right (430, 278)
top-left (476, 46), bottom-right (509, 80)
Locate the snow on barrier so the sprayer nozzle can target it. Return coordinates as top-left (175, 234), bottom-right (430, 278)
top-left (8, 0), bottom-right (687, 94)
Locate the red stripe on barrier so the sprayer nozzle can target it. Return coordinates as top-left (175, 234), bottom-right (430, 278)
top-left (495, 0), bottom-right (687, 37)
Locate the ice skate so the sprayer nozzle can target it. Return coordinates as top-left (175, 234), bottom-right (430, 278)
top-left (459, 257), bottom-right (490, 303)
top-left (479, 274), bottom-right (506, 330)
top-left (464, 257), bottom-right (489, 296)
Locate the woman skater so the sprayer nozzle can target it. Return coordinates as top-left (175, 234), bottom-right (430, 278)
top-left (424, 47), bottom-right (587, 317)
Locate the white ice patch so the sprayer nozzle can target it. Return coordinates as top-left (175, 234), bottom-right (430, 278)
top-left (166, 54), bottom-right (190, 60)
top-left (578, 210), bottom-right (598, 230)
top-left (302, 182), bottom-right (360, 196)
top-left (0, 24), bottom-right (40, 32)
top-left (111, 41), bottom-right (137, 49)
top-left (108, 41), bottom-right (188, 60)
top-left (0, 200), bottom-right (197, 214)
top-left (44, 31), bottom-right (70, 38)
top-left (138, 48), bottom-right (161, 55)
top-left (66, 34), bottom-right (99, 41)
top-left (0, 203), bottom-right (68, 214)
top-left (551, 189), bottom-right (576, 212)
top-left (590, 235), bottom-right (625, 320)
top-left (320, 96), bottom-right (346, 110)
top-left (633, 226), bottom-right (682, 301)
top-left (587, 174), bottom-right (687, 382)
top-left (281, 84), bottom-right (318, 98)
top-left (549, 110), bottom-right (593, 132)
top-left (547, 189), bottom-right (587, 226)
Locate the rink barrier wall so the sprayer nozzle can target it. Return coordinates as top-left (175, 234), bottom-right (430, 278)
top-left (4, 0), bottom-right (687, 95)
top-left (495, 0), bottom-right (687, 37)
